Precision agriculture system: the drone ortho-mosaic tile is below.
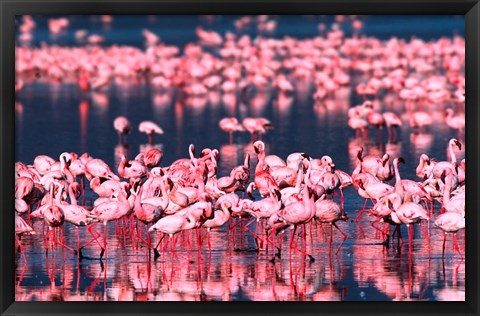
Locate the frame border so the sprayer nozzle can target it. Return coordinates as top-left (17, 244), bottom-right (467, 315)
top-left (1, 1), bottom-right (479, 315)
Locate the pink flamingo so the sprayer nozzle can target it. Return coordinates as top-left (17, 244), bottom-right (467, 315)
top-left (148, 211), bottom-right (197, 254)
top-left (249, 141), bottom-right (280, 197)
top-left (382, 111), bottom-right (402, 141)
top-left (33, 155), bottom-right (56, 176)
top-left (202, 201), bottom-right (232, 251)
top-left (218, 117), bottom-right (244, 143)
top-left (85, 158), bottom-right (118, 181)
top-left (15, 213), bottom-right (35, 263)
top-left (393, 200), bottom-right (429, 247)
top-left (196, 27), bottom-right (223, 46)
top-left (348, 116), bottom-right (368, 138)
top-left (89, 189), bottom-right (132, 259)
top-left (15, 177), bottom-right (34, 199)
top-left (393, 157), bottom-right (431, 203)
top-left (59, 183), bottom-right (96, 258)
top-left (434, 211), bottom-right (465, 259)
top-left (217, 154), bottom-right (250, 193)
top-left (445, 108), bottom-right (465, 139)
top-left (132, 184), bottom-right (164, 251)
top-left (138, 121), bottom-right (164, 144)
top-left (242, 118), bottom-right (273, 140)
top-left (118, 155), bottom-right (147, 179)
top-left (277, 186), bottom-right (316, 261)
top-left (113, 116), bottom-right (132, 144)
top-left (144, 148), bottom-right (163, 168)
top-left (42, 183), bottom-right (77, 255)
top-left (355, 146), bottom-right (383, 177)
top-left (314, 198), bottom-right (347, 253)
top-left (431, 138), bottom-right (462, 179)
top-left (416, 154), bottom-right (433, 180)
top-left (409, 111), bottom-right (433, 130)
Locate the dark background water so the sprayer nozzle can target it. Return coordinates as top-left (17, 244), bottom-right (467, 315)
top-left (15, 15), bottom-right (465, 301)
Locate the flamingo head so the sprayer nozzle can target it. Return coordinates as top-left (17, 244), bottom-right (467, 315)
top-left (70, 182), bottom-right (81, 198)
top-left (355, 179), bottom-right (365, 190)
top-left (329, 164), bottom-right (336, 173)
top-left (355, 146), bottom-right (364, 161)
top-left (362, 100), bottom-right (373, 109)
top-left (320, 155), bottom-right (333, 166)
top-left (420, 154), bottom-right (430, 165)
top-left (273, 189), bottom-right (282, 201)
top-left (253, 141), bottom-right (265, 154)
top-left (454, 139), bottom-right (462, 150)
top-left (381, 154), bottom-right (390, 166)
top-left (301, 153), bottom-right (311, 160)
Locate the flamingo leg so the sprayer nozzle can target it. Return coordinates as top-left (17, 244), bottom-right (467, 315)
top-left (442, 232), bottom-right (447, 258)
top-left (15, 235), bottom-right (27, 264)
top-left (452, 233), bottom-right (463, 260)
top-left (102, 223), bottom-right (107, 260)
top-left (82, 224), bottom-right (104, 251)
top-left (333, 222), bottom-right (347, 254)
top-left (207, 230), bottom-right (212, 252)
top-left (51, 228), bottom-right (77, 255)
top-left (354, 199), bottom-right (368, 222)
top-left (153, 234), bottom-right (166, 260)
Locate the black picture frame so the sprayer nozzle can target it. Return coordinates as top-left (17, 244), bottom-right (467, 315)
top-left (1, 1), bottom-right (479, 315)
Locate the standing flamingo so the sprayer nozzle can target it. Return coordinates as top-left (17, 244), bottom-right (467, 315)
top-left (139, 121), bottom-right (164, 144)
top-left (89, 189), bottom-right (132, 259)
top-left (434, 211), bottom-right (465, 259)
top-left (113, 116), bottom-right (132, 145)
top-left (218, 117), bottom-right (244, 143)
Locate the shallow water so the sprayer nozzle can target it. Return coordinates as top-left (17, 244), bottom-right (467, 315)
top-left (15, 15), bottom-right (465, 301)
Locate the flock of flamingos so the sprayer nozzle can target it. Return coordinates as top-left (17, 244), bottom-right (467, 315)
top-left (15, 128), bottom-right (466, 264)
top-left (14, 15), bottom-right (466, 300)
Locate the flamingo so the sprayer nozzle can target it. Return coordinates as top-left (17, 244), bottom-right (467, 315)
top-left (355, 146), bottom-right (383, 177)
top-left (202, 200), bottom-right (232, 251)
top-left (132, 184), bottom-right (164, 251)
top-left (434, 211), bottom-right (465, 259)
top-left (15, 213), bottom-right (35, 263)
top-left (218, 117), bottom-right (244, 143)
top-left (144, 148), bottom-right (163, 168)
top-left (138, 121), bottom-right (164, 144)
top-left (242, 117), bottom-right (272, 140)
top-left (85, 158), bottom-right (118, 181)
top-left (89, 189), bottom-right (132, 259)
top-left (383, 111), bottom-right (402, 141)
top-left (431, 138), bottom-right (462, 179)
top-left (277, 186), bottom-right (316, 261)
top-left (113, 116), bottom-right (132, 145)
top-left (118, 155), bottom-right (147, 179)
top-left (33, 155), bottom-right (56, 176)
top-left (445, 108), bottom-right (465, 138)
top-left (59, 183), bottom-right (96, 258)
top-left (314, 198), bottom-right (347, 253)
top-left (249, 141), bottom-right (280, 197)
top-left (409, 111), bottom-right (433, 130)
top-left (217, 154), bottom-right (250, 193)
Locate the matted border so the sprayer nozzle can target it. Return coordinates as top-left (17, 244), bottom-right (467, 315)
top-left (1, 1), bottom-right (479, 315)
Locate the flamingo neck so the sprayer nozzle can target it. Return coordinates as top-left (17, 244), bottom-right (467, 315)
top-left (160, 178), bottom-right (169, 208)
top-left (449, 141), bottom-right (457, 164)
top-left (68, 186), bottom-right (77, 206)
top-left (255, 150), bottom-right (266, 174)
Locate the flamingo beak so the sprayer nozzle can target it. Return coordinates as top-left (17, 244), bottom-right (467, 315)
top-left (455, 140), bottom-right (462, 150)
